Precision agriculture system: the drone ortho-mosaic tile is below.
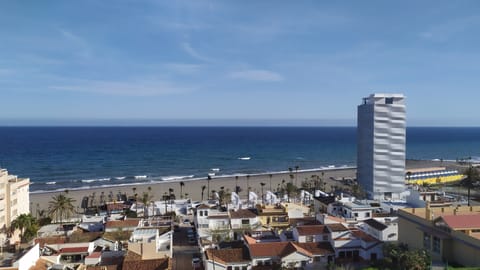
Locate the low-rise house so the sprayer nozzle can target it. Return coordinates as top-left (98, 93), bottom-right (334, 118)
top-left (398, 205), bottom-right (480, 266)
top-left (327, 224), bottom-right (383, 261)
top-left (105, 219), bottom-right (140, 232)
top-left (247, 240), bottom-right (334, 269)
top-left (328, 197), bottom-right (378, 222)
top-left (229, 209), bottom-right (260, 232)
top-left (205, 246), bottom-right (251, 270)
top-left (128, 228), bottom-right (172, 259)
top-left (256, 205), bottom-right (289, 228)
top-left (293, 225), bottom-right (329, 243)
top-left (122, 250), bottom-right (169, 270)
top-left (360, 217), bottom-right (398, 241)
top-left (313, 195), bottom-right (336, 214)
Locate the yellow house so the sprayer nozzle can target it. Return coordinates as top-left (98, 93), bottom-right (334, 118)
top-left (256, 204), bottom-right (289, 228)
top-left (398, 204), bottom-right (480, 267)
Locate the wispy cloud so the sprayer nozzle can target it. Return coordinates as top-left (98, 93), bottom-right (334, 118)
top-left (59, 29), bottom-right (92, 58)
top-left (162, 63), bottom-right (203, 74)
top-left (181, 42), bottom-right (214, 62)
top-left (229, 69), bottom-right (284, 82)
top-left (49, 78), bottom-right (194, 96)
top-left (419, 16), bottom-right (480, 42)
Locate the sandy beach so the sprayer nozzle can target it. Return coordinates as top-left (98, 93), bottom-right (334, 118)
top-left (29, 159), bottom-right (467, 214)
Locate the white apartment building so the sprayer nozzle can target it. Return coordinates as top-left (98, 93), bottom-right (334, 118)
top-left (357, 93), bottom-right (406, 200)
top-left (0, 168), bottom-right (30, 228)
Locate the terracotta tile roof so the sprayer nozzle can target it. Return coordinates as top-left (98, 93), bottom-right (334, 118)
top-left (248, 242), bottom-right (291, 258)
top-left (243, 234), bottom-right (257, 245)
top-left (105, 219), bottom-right (140, 229)
top-left (326, 223), bottom-right (349, 232)
top-left (440, 214), bottom-right (480, 230)
top-left (294, 242), bottom-right (335, 256)
top-left (230, 209), bottom-right (257, 219)
top-left (59, 246), bottom-right (89, 253)
top-left (86, 252), bottom-right (102, 258)
top-left (197, 204), bottom-right (212, 209)
top-left (34, 237), bottom-right (66, 248)
top-left (350, 229), bottom-right (380, 243)
top-left (363, 219), bottom-right (388, 231)
top-left (123, 250), bottom-right (169, 270)
top-left (206, 247), bottom-right (250, 264)
top-left (107, 202), bottom-right (126, 211)
top-left (296, 225), bottom-right (328, 236)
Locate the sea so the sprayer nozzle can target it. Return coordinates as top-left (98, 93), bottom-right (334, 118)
top-left (0, 127), bottom-right (479, 193)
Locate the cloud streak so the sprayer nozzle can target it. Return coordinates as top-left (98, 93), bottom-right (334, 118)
top-left (229, 69), bottom-right (284, 82)
top-left (49, 78), bottom-right (194, 96)
top-left (181, 42), bottom-right (214, 62)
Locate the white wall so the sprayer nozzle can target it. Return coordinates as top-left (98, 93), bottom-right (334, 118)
top-left (13, 243), bottom-right (40, 270)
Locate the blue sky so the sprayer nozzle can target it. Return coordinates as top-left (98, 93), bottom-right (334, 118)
top-left (1, 1), bottom-right (480, 126)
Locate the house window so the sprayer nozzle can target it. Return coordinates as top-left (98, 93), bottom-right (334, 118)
top-left (199, 211), bottom-right (203, 217)
top-left (241, 219), bottom-right (249, 225)
top-left (227, 267), bottom-right (232, 270)
top-left (423, 232), bottom-right (431, 250)
top-left (234, 267), bottom-right (239, 270)
top-left (242, 266), bottom-right (247, 270)
top-left (433, 236), bottom-right (440, 253)
top-left (306, 235), bottom-right (313, 242)
top-left (354, 213), bottom-right (358, 217)
top-left (365, 212), bottom-right (370, 217)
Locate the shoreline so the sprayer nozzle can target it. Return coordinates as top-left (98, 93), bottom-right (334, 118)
top-left (29, 159), bottom-right (466, 213)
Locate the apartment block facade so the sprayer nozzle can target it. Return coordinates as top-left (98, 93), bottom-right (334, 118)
top-left (357, 93), bottom-right (406, 199)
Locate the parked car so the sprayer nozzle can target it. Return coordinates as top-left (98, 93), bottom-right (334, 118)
top-left (183, 218), bottom-right (191, 224)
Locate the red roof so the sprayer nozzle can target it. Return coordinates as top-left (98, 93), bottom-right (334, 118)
top-left (86, 252), bottom-right (102, 258)
top-left (248, 241), bottom-right (330, 258)
top-left (105, 219), bottom-right (140, 228)
top-left (441, 214), bottom-right (480, 229)
top-left (296, 225), bottom-right (328, 236)
top-left (60, 246), bottom-right (89, 253)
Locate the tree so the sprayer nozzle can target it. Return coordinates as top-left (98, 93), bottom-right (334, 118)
top-left (260, 182), bottom-right (266, 204)
top-left (207, 175), bottom-right (212, 200)
top-left (235, 176), bottom-right (239, 193)
top-left (285, 182), bottom-right (297, 203)
top-left (201, 185), bottom-right (206, 201)
top-left (180, 181), bottom-right (185, 199)
top-left (269, 174), bottom-right (273, 191)
top-left (463, 166), bottom-right (479, 206)
top-left (48, 194), bottom-right (76, 223)
top-left (294, 165), bottom-right (299, 186)
top-left (11, 213), bottom-right (37, 242)
top-left (246, 175), bottom-right (250, 198)
top-left (140, 192), bottom-right (154, 217)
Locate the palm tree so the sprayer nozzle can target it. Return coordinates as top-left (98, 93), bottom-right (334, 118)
top-left (463, 166), bottom-right (479, 206)
top-left (48, 194), bottom-right (76, 223)
top-left (295, 165), bottom-right (299, 186)
top-left (285, 182), bottom-right (297, 203)
top-left (269, 174), bottom-right (273, 191)
top-left (11, 214), bottom-right (35, 242)
top-left (235, 175), bottom-right (239, 193)
top-left (132, 187), bottom-right (137, 199)
top-left (180, 181), bottom-right (185, 199)
top-left (140, 192), bottom-right (154, 217)
top-left (260, 182), bottom-right (266, 205)
top-left (246, 175), bottom-right (250, 199)
top-left (201, 185), bottom-right (206, 201)
top-left (207, 175), bottom-right (212, 200)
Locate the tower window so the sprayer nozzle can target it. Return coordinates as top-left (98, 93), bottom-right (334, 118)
top-left (385, 97), bottom-right (394, 104)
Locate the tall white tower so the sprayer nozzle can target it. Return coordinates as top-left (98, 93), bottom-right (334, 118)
top-left (357, 93), bottom-right (406, 200)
